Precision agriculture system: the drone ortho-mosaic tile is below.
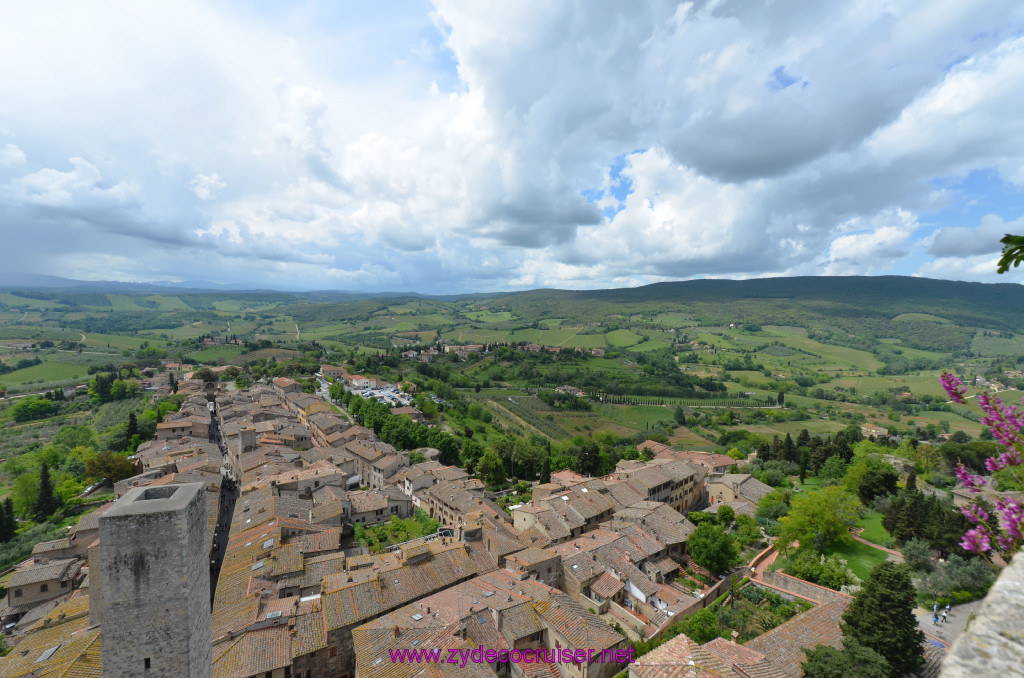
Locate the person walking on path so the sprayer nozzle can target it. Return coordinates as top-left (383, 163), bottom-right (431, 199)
top-left (933, 614), bottom-right (940, 625)
top-left (945, 603), bottom-right (951, 615)
top-left (933, 602), bottom-right (939, 614)
top-left (942, 610), bottom-right (949, 623)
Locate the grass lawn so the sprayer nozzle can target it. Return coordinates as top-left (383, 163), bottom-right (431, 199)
top-left (855, 511), bottom-right (894, 548)
top-left (796, 477), bottom-right (823, 493)
top-left (824, 538), bottom-right (891, 580)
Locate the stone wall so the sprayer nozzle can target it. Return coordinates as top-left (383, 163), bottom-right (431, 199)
top-left (941, 552), bottom-right (1024, 677)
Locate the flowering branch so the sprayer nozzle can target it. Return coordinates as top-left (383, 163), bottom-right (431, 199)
top-left (942, 372), bottom-right (1024, 559)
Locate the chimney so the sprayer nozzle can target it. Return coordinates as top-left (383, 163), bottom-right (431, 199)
top-left (731, 631), bottom-right (739, 644)
top-left (394, 625), bottom-right (400, 638)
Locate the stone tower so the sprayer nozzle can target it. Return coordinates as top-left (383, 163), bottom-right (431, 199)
top-left (98, 482), bottom-right (212, 678)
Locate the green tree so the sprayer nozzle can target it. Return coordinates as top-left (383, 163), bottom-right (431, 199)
top-left (674, 405), bottom-right (686, 426)
top-left (85, 451), bottom-right (137, 484)
top-left (11, 396), bottom-right (56, 422)
top-left (31, 462), bottom-right (61, 520)
top-left (0, 501), bottom-right (13, 542)
top-left (842, 562), bottom-right (924, 678)
top-left (687, 522), bottom-right (739, 575)
top-left (857, 468), bottom-right (898, 504)
top-left (901, 538), bottom-right (934, 573)
top-left (778, 485), bottom-right (862, 553)
top-left (756, 489), bottom-right (791, 521)
top-left (540, 455), bottom-right (551, 484)
top-left (574, 442), bottom-right (602, 477)
top-left (777, 390), bottom-right (785, 406)
top-left (674, 607), bottom-right (721, 644)
top-left (716, 504), bottom-right (735, 527)
top-left (193, 367), bottom-right (216, 383)
top-left (126, 411), bottom-right (139, 441)
top-left (477, 449), bottom-right (506, 488)
top-left (802, 638), bottom-right (889, 678)
top-left (819, 455), bottom-right (848, 482)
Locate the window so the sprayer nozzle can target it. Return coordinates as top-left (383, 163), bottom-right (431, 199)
top-left (144, 658), bottom-right (151, 670)
top-left (60, 581), bottom-right (67, 588)
top-left (40, 584), bottom-right (48, 593)
top-left (14, 589), bottom-right (21, 598)
top-left (330, 646), bottom-right (338, 658)
top-left (391, 506), bottom-right (398, 514)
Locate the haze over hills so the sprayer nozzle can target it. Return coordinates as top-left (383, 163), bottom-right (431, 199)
top-left (3, 274), bottom-right (1024, 319)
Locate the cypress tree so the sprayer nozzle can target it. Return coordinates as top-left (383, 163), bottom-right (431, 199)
top-left (783, 433), bottom-right (796, 462)
top-left (540, 456), bottom-right (551, 484)
top-left (126, 411), bottom-right (138, 440)
top-left (842, 562), bottom-right (924, 677)
top-left (32, 462), bottom-right (61, 520)
top-left (0, 501), bottom-right (11, 542)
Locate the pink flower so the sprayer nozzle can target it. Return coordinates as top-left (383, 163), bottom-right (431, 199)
top-left (961, 504), bottom-right (989, 524)
top-left (940, 372), bottom-right (967, 404)
top-left (978, 393), bottom-right (1024, 449)
top-left (996, 498), bottom-right (1024, 541)
top-left (961, 527), bottom-right (993, 555)
top-left (955, 464), bottom-right (987, 493)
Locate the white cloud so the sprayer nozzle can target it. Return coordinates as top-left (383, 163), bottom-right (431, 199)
top-left (1, 1), bottom-right (1024, 290)
top-left (189, 173), bottom-right (226, 200)
top-left (0, 144), bottom-right (25, 168)
top-left (825, 209), bottom-right (920, 275)
top-left (929, 214), bottom-right (1023, 257)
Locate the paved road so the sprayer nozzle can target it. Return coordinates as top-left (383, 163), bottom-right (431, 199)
top-left (914, 599), bottom-right (986, 649)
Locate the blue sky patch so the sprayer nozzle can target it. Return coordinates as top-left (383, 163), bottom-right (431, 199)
top-left (767, 65), bottom-right (801, 91)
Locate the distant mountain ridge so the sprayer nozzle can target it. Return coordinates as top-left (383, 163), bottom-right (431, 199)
top-left (2, 274), bottom-right (1023, 327)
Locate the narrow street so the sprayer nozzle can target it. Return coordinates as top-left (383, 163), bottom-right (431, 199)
top-left (207, 400), bottom-right (238, 607)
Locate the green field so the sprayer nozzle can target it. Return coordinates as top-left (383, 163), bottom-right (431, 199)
top-left (971, 332), bottom-right (1024, 357)
top-left (82, 333), bottom-right (165, 349)
top-left (0, 361), bottom-right (86, 386)
top-left (0, 293), bottom-right (66, 309)
top-left (466, 310), bottom-right (514, 323)
top-left (141, 322), bottom-right (230, 339)
top-left (605, 329), bottom-right (644, 348)
top-left (187, 345), bottom-right (246, 363)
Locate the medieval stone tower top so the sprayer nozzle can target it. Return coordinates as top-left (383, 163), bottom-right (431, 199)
top-left (98, 482), bottom-right (212, 678)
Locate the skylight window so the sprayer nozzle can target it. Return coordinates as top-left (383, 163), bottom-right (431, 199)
top-left (36, 645), bottom-right (62, 663)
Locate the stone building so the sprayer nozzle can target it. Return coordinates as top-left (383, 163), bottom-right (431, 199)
top-left (98, 482), bottom-right (212, 678)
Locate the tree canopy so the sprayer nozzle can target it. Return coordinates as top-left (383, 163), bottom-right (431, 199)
top-left (687, 522), bottom-right (739, 575)
top-left (842, 562), bottom-right (924, 678)
top-left (778, 485), bottom-right (861, 553)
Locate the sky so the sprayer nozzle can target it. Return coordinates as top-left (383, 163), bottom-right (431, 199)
top-left (2, 0), bottom-right (1024, 293)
